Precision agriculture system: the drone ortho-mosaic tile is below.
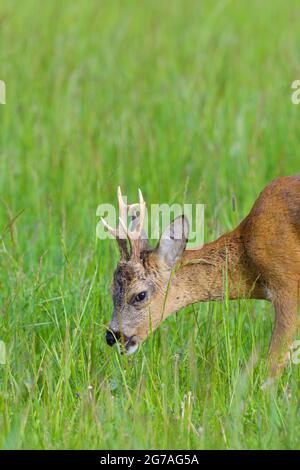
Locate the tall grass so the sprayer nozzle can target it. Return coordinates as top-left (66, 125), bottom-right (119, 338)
top-left (0, 0), bottom-right (300, 449)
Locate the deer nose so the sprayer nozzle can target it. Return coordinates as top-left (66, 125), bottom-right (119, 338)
top-left (106, 330), bottom-right (120, 346)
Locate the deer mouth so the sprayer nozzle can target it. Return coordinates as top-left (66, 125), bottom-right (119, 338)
top-left (119, 335), bottom-right (139, 355)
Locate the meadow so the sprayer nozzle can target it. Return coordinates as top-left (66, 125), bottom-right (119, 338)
top-left (1, 0), bottom-right (300, 450)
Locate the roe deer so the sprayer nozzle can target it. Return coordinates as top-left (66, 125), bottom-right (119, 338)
top-left (101, 176), bottom-right (300, 378)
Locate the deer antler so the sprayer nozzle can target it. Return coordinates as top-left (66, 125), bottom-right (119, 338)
top-left (117, 186), bottom-right (128, 240)
top-left (118, 189), bottom-right (146, 261)
top-left (101, 187), bottom-right (146, 261)
top-left (100, 186), bottom-right (129, 260)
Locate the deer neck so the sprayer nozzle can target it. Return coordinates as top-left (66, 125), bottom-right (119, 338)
top-left (165, 227), bottom-right (264, 315)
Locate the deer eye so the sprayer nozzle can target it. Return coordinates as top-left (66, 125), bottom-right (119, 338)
top-left (134, 291), bottom-right (147, 303)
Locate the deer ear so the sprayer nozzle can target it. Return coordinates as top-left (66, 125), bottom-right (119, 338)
top-left (156, 215), bottom-right (189, 267)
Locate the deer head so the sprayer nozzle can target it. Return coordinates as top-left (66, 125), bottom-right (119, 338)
top-left (101, 188), bottom-right (189, 354)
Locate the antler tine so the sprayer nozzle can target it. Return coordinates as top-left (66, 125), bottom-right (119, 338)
top-left (117, 186), bottom-right (127, 239)
top-left (138, 188), bottom-right (144, 207)
top-left (118, 187), bottom-right (142, 238)
top-left (100, 217), bottom-right (118, 238)
top-left (100, 188), bottom-right (130, 260)
top-left (137, 188), bottom-right (146, 236)
top-left (100, 187), bottom-right (126, 239)
top-left (121, 188), bottom-right (145, 261)
top-left (126, 190), bottom-right (145, 240)
top-left (104, 187), bottom-right (146, 261)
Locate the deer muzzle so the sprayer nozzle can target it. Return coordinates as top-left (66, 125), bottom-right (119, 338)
top-left (105, 329), bottom-right (139, 355)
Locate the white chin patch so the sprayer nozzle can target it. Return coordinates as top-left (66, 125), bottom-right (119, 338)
top-left (125, 342), bottom-right (139, 355)
top-left (117, 342), bottom-right (139, 356)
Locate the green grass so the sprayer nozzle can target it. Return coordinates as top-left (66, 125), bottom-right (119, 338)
top-left (1, 0), bottom-right (300, 450)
